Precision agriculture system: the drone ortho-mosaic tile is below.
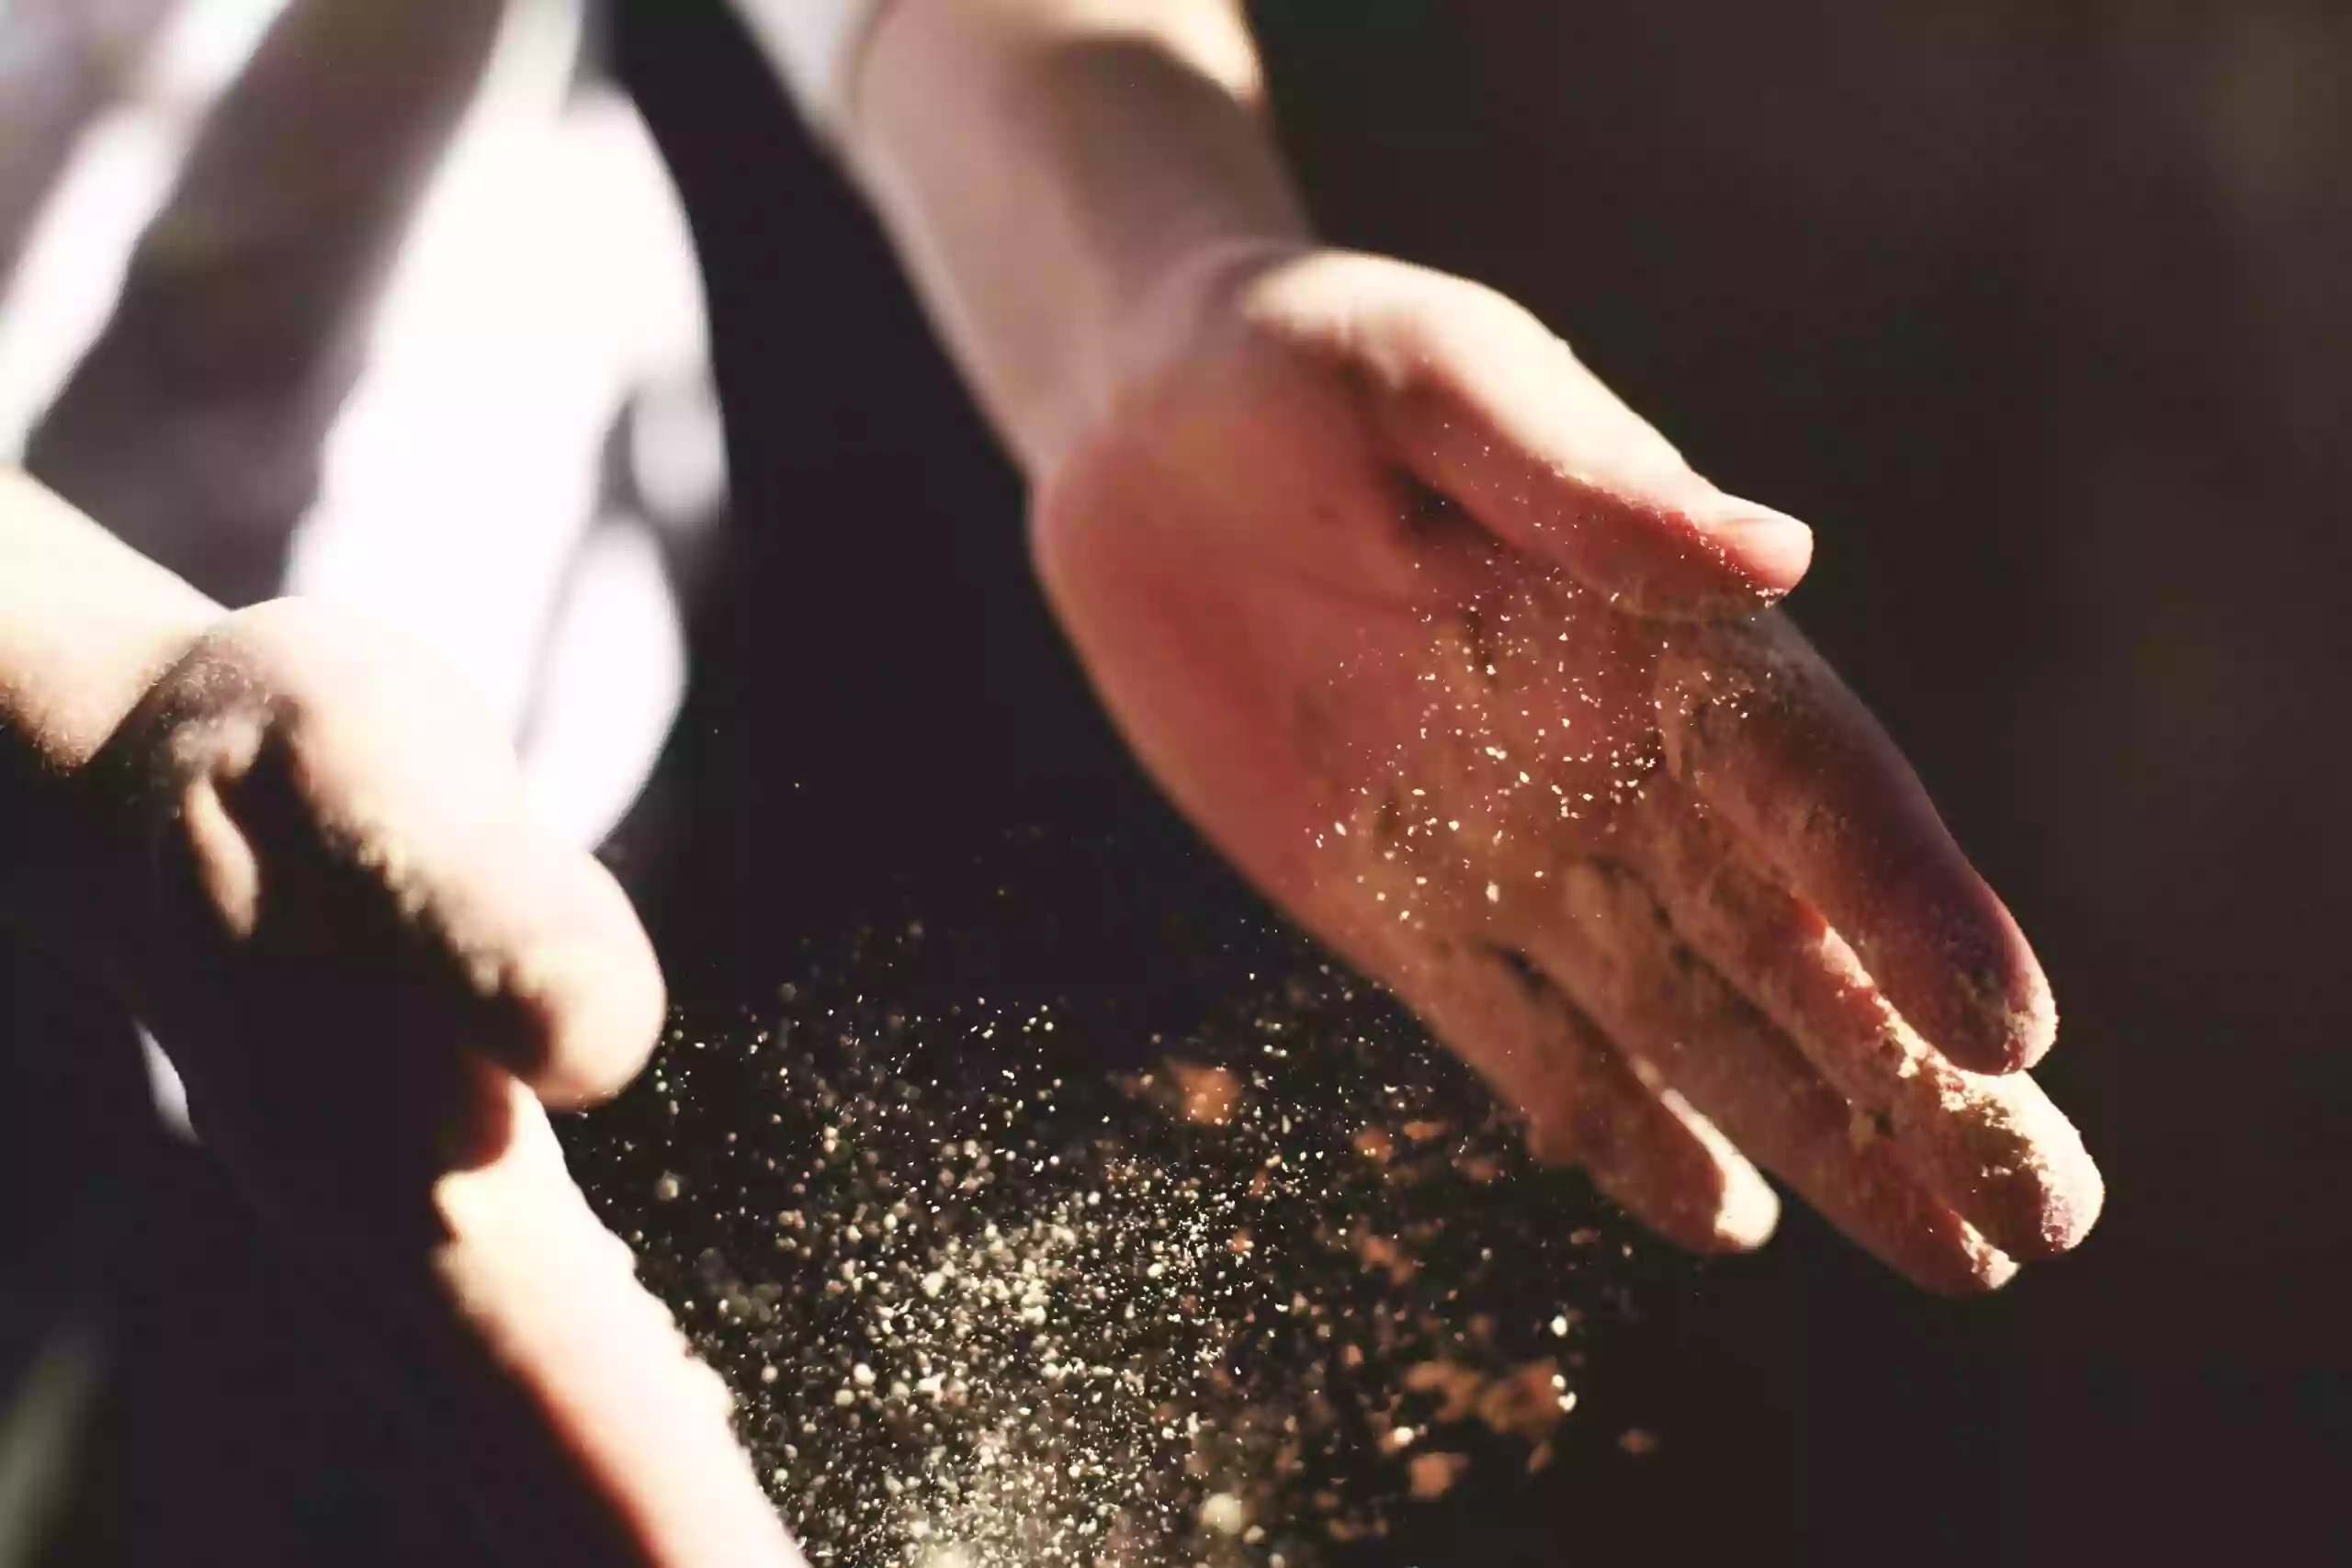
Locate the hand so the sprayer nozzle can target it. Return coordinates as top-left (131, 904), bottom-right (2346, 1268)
top-left (1033, 247), bottom-right (2102, 1292)
top-left (0, 480), bottom-right (798, 1566)
top-left (114, 603), bottom-right (799, 1564)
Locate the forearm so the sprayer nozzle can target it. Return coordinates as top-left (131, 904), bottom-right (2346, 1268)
top-left (0, 471), bottom-right (219, 968)
top-left (809, 0), bottom-right (1312, 475)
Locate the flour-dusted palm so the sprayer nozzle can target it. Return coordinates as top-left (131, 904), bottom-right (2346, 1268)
top-left (1035, 250), bottom-right (2100, 1292)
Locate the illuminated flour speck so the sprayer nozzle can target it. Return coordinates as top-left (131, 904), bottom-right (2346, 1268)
top-left (1199, 1493), bottom-right (1250, 1536)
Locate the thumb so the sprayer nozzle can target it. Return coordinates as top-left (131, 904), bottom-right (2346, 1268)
top-left (1365, 268), bottom-right (1814, 615)
top-left (109, 596), bottom-right (667, 1119)
top-left (425, 1078), bottom-right (807, 1567)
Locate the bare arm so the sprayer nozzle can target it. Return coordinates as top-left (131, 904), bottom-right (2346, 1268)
top-left (729, 0), bottom-right (2097, 1292)
top-left (0, 469), bottom-right (216, 974)
top-left (0, 469), bottom-right (797, 1563)
top-left (741, 0), bottom-right (1307, 474)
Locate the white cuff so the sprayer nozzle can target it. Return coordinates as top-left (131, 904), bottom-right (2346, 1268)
top-left (730, 0), bottom-right (891, 138)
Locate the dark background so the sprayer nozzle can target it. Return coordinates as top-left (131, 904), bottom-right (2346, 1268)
top-left (604, 1), bottom-right (2352, 1562)
top-left (18, 2), bottom-right (2347, 1562)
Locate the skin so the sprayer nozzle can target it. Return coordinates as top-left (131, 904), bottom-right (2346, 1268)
top-left (0, 479), bottom-right (801, 1566)
top-left (1023, 251), bottom-right (2098, 1289)
top-left (0, 0), bottom-right (2104, 1558)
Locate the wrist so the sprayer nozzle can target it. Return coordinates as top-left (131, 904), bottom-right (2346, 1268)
top-left (1071, 229), bottom-right (1313, 446)
top-left (0, 472), bottom-right (223, 974)
top-left (838, 0), bottom-right (1310, 478)
top-left (1042, 224), bottom-right (1316, 476)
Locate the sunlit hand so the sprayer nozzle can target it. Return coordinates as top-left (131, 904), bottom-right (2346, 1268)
top-left (1035, 248), bottom-right (2101, 1292)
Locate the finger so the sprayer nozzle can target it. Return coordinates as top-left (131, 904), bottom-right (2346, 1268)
top-left (127, 599), bottom-right (666, 1111)
top-left (1522, 860), bottom-right (2017, 1294)
top-left (1658, 615), bottom-right (2056, 1073)
top-left (1385, 934), bottom-right (1779, 1253)
top-left (424, 1077), bottom-right (807, 1567)
top-left (1356, 265), bottom-right (1813, 615)
top-left (1623, 780), bottom-right (2100, 1259)
top-left (237, 1064), bottom-right (805, 1566)
top-left (1280, 787), bottom-right (1775, 1254)
top-left (1, 472), bottom-right (219, 962)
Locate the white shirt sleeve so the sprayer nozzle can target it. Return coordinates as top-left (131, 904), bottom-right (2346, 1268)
top-left (726, 0), bottom-right (890, 137)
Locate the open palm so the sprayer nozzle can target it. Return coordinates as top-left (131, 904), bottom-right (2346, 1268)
top-left (1037, 250), bottom-right (2100, 1292)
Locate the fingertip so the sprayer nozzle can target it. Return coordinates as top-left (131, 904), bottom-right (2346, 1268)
top-left (2003, 1128), bottom-right (2105, 1262)
top-left (1385, 359), bottom-right (1817, 617)
top-left (397, 847), bottom-right (666, 1113)
top-left (2028, 1169), bottom-right (2104, 1261)
top-left (1918, 882), bottom-right (2058, 1075)
top-left (2050, 1160), bottom-right (2105, 1256)
top-left (1912, 921), bottom-right (2059, 1076)
top-left (1996, 953), bottom-right (2060, 1073)
top-left (1705, 1156), bottom-right (1783, 1253)
top-left (1584, 1160), bottom-right (1777, 1258)
top-left (1877, 1214), bottom-right (2020, 1297)
top-left (509, 914), bottom-right (666, 1111)
top-left (1652, 1088), bottom-right (1781, 1252)
top-left (1954, 1238), bottom-right (2023, 1296)
top-left (1704, 498), bottom-right (1815, 601)
top-left (1519, 1065), bottom-right (1781, 1257)
top-left (480, 826), bottom-right (667, 1109)
top-left (1600, 495), bottom-right (1815, 620)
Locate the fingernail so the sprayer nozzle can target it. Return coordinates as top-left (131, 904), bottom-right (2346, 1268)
top-left (1692, 493), bottom-right (1814, 595)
